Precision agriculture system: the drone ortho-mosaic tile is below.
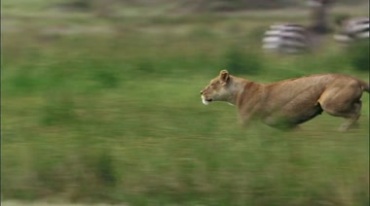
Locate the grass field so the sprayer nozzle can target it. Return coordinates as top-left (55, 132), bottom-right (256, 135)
top-left (1, 201), bottom-right (127, 206)
top-left (1, 1), bottom-right (369, 206)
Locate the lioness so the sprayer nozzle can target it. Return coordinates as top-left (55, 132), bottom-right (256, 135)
top-left (200, 70), bottom-right (369, 131)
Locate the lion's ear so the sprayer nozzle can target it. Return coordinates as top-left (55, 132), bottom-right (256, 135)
top-left (219, 70), bottom-right (229, 83)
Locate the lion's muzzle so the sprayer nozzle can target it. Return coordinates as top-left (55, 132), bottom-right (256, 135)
top-left (201, 95), bottom-right (212, 105)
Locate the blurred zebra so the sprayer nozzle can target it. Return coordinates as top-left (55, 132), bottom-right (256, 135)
top-left (262, 24), bottom-right (312, 54)
top-left (334, 16), bottom-right (369, 43)
top-left (306, 0), bottom-right (334, 7)
top-left (262, 0), bottom-right (333, 54)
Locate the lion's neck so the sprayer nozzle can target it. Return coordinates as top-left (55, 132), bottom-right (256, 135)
top-left (228, 76), bottom-right (264, 107)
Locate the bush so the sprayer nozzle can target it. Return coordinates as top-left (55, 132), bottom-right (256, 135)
top-left (62, 0), bottom-right (93, 11)
top-left (223, 46), bottom-right (263, 75)
top-left (346, 40), bottom-right (370, 72)
top-left (179, 0), bottom-right (302, 12)
top-left (40, 93), bottom-right (78, 126)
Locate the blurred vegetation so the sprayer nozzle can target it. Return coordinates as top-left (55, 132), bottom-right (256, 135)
top-left (346, 40), bottom-right (370, 72)
top-left (223, 46), bottom-right (263, 75)
top-left (61, 0), bottom-right (369, 12)
top-left (1, 0), bottom-right (369, 206)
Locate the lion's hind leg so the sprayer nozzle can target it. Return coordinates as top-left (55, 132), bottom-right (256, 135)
top-left (318, 83), bottom-right (363, 131)
top-left (337, 100), bottom-right (362, 132)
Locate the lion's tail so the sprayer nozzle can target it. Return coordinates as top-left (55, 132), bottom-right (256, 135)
top-left (360, 80), bottom-right (369, 93)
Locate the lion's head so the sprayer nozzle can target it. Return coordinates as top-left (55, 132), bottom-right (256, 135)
top-left (200, 70), bottom-right (232, 105)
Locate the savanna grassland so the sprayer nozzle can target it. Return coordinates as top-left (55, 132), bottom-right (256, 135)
top-left (1, 1), bottom-right (369, 206)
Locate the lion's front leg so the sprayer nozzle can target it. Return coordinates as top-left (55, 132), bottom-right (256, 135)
top-left (237, 104), bottom-right (262, 128)
top-left (238, 108), bottom-right (258, 128)
top-left (238, 115), bottom-right (252, 128)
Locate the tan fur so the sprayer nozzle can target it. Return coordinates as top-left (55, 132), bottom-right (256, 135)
top-left (200, 70), bottom-right (369, 131)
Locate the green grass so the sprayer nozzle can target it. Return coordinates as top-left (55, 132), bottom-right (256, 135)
top-left (1, 201), bottom-right (125, 206)
top-left (1, 4), bottom-right (369, 206)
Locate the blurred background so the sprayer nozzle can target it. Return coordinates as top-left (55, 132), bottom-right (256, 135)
top-left (1, 0), bottom-right (369, 206)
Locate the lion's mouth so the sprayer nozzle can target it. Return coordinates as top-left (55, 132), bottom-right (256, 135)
top-left (201, 96), bottom-right (212, 105)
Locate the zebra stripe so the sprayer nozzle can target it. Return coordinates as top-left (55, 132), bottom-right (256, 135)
top-left (334, 17), bottom-right (369, 43)
top-left (262, 24), bottom-right (311, 54)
